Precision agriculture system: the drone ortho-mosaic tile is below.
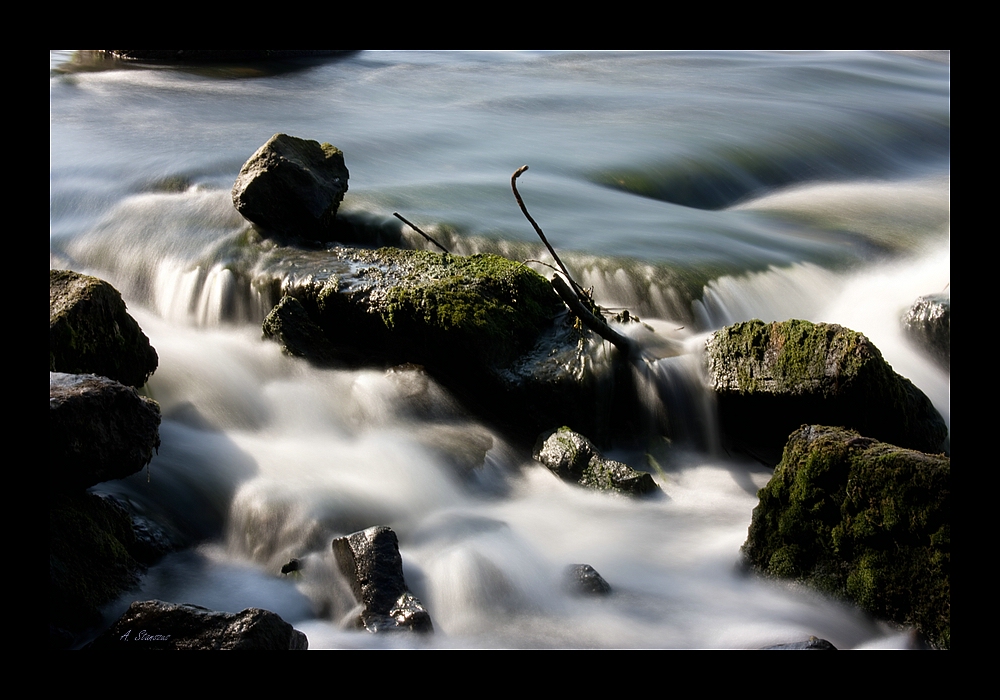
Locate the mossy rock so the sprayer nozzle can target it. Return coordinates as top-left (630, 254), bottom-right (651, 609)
top-left (50, 270), bottom-right (158, 388)
top-left (49, 492), bottom-right (144, 644)
top-left (742, 425), bottom-right (950, 649)
top-left (533, 426), bottom-right (660, 496)
top-left (705, 319), bottom-right (947, 460)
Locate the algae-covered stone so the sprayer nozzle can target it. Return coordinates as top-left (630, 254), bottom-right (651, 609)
top-left (49, 270), bottom-right (158, 388)
top-left (232, 133), bottom-right (349, 240)
top-left (742, 425), bottom-right (950, 649)
top-left (533, 426), bottom-right (660, 496)
top-left (705, 319), bottom-right (947, 460)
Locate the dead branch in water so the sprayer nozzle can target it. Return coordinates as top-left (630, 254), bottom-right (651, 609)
top-left (393, 212), bottom-right (451, 254)
top-left (551, 274), bottom-right (634, 358)
top-left (511, 166), bottom-right (591, 307)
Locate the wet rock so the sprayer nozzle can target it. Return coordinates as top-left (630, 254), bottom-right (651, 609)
top-left (761, 636), bottom-right (837, 650)
top-left (742, 425), bottom-right (950, 650)
top-left (262, 247), bottom-right (611, 438)
top-left (232, 133), bottom-right (349, 241)
top-left (86, 600), bottom-right (308, 650)
top-left (332, 526), bottom-right (433, 633)
top-left (902, 293), bottom-right (949, 371)
top-left (565, 564), bottom-right (612, 595)
top-left (705, 319), bottom-right (947, 462)
top-left (49, 269), bottom-right (158, 388)
top-left (50, 372), bottom-right (161, 492)
top-left (49, 492), bottom-right (144, 644)
top-left (533, 427), bottom-right (660, 496)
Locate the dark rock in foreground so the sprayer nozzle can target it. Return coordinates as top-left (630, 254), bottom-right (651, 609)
top-left (902, 293), bottom-right (950, 371)
top-left (565, 564), bottom-right (612, 595)
top-left (332, 526), bottom-right (433, 633)
top-left (705, 319), bottom-right (947, 462)
top-left (50, 269), bottom-right (158, 388)
top-left (50, 372), bottom-right (161, 492)
top-left (533, 427), bottom-right (660, 496)
top-left (50, 492), bottom-right (144, 642)
top-left (232, 133), bottom-right (349, 241)
top-left (87, 600), bottom-right (308, 650)
top-left (742, 425), bottom-right (950, 649)
top-left (760, 636), bottom-right (837, 650)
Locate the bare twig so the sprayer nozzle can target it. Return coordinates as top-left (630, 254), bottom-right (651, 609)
top-left (511, 166), bottom-right (590, 305)
top-left (551, 274), bottom-right (634, 358)
top-left (393, 212), bottom-right (450, 254)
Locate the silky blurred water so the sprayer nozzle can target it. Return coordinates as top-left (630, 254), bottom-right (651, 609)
top-left (51, 50), bottom-right (948, 648)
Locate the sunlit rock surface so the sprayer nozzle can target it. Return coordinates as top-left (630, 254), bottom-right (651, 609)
top-left (742, 425), bottom-right (950, 649)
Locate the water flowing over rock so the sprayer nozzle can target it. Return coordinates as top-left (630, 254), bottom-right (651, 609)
top-left (87, 600), bottom-right (308, 649)
top-left (705, 319), bottom-right (947, 462)
top-left (49, 269), bottom-right (158, 388)
top-left (902, 293), bottom-right (950, 371)
top-left (49, 372), bottom-right (161, 491)
top-left (332, 526), bottom-right (433, 633)
top-left (742, 425), bottom-right (950, 649)
top-left (261, 247), bottom-right (615, 439)
top-left (533, 427), bottom-right (660, 496)
top-left (232, 133), bottom-right (349, 241)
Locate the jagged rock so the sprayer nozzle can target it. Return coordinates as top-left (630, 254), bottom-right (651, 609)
top-left (565, 564), bottom-right (612, 595)
top-left (86, 600), bottom-right (308, 650)
top-left (49, 372), bottom-right (161, 492)
top-left (705, 319), bottom-right (947, 462)
top-left (742, 425), bottom-right (950, 650)
top-left (902, 293), bottom-right (950, 371)
top-left (49, 269), bottom-right (158, 388)
top-left (232, 133), bottom-right (349, 240)
top-left (533, 427), bottom-right (660, 496)
top-left (332, 526), bottom-right (433, 633)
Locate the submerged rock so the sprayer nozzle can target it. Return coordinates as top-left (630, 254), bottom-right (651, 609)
top-left (761, 636), bottom-right (837, 650)
top-left (533, 427), bottom-right (660, 496)
top-left (742, 425), bottom-right (950, 650)
top-left (87, 600), bottom-right (308, 650)
top-left (705, 319), bottom-right (947, 462)
top-left (332, 526), bottom-right (433, 633)
top-left (49, 269), bottom-right (158, 388)
top-left (232, 133), bottom-right (349, 241)
top-left (49, 372), bottom-right (161, 492)
top-left (902, 293), bottom-right (950, 371)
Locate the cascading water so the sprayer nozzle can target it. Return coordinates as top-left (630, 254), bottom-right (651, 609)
top-left (52, 50), bottom-right (948, 649)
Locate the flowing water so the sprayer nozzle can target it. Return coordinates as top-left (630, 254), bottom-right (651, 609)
top-left (50, 50), bottom-right (950, 649)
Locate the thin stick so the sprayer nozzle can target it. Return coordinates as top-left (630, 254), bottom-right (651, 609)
top-left (511, 166), bottom-right (589, 303)
top-left (393, 212), bottom-right (450, 254)
top-left (552, 274), bottom-right (634, 358)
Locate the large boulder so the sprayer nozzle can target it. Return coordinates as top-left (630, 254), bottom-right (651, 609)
top-left (705, 319), bottom-right (947, 461)
top-left (533, 426), bottom-right (660, 496)
top-left (262, 247), bottom-right (614, 439)
top-left (902, 293), bottom-right (950, 371)
top-left (332, 526), bottom-right (433, 633)
top-left (232, 133), bottom-right (349, 240)
top-left (49, 269), bottom-right (158, 388)
top-left (49, 372), bottom-right (161, 492)
top-left (86, 600), bottom-right (308, 650)
top-left (742, 425), bottom-right (950, 649)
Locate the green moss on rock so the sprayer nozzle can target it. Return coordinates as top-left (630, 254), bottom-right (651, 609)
top-left (705, 319), bottom-right (947, 457)
top-left (742, 425), bottom-right (950, 649)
